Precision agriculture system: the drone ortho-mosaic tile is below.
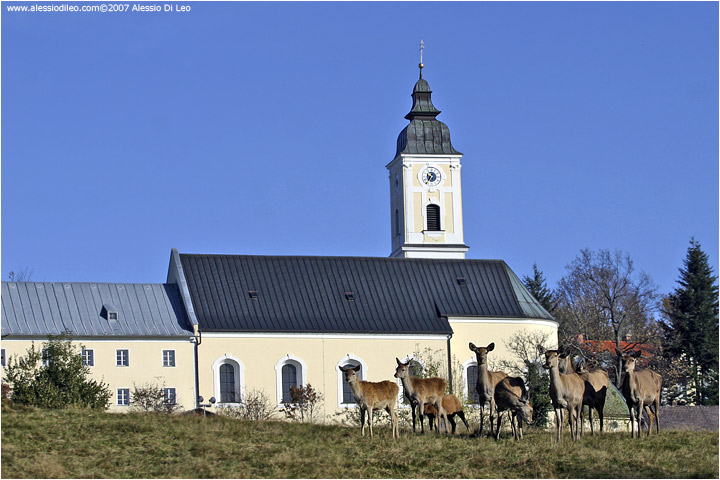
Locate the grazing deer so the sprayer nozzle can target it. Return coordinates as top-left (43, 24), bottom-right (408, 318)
top-left (538, 346), bottom-right (584, 441)
top-left (558, 353), bottom-right (609, 435)
top-left (339, 365), bottom-right (399, 439)
top-left (394, 358), bottom-right (448, 433)
top-left (616, 349), bottom-right (662, 438)
top-left (468, 342), bottom-right (508, 436)
top-left (422, 394), bottom-right (471, 434)
top-left (493, 376), bottom-right (533, 441)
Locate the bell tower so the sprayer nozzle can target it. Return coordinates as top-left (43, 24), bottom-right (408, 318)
top-left (387, 49), bottom-right (469, 259)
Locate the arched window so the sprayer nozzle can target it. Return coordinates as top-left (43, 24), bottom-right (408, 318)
top-left (212, 355), bottom-right (245, 405)
top-left (466, 364), bottom-right (480, 404)
top-left (275, 355), bottom-right (307, 405)
top-left (340, 362), bottom-right (362, 404)
top-left (426, 204), bottom-right (441, 231)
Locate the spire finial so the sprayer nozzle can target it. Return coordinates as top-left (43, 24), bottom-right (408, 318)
top-left (419, 39), bottom-right (424, 77)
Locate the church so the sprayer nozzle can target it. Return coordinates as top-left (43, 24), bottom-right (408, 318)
top-left (1, 61), bottom-right (557, 417)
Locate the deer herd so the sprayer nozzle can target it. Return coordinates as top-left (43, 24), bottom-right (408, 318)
top-left (338, 341), bottom-right (663, 441)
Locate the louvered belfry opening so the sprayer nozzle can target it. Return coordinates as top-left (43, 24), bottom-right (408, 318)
top-left (426, 204), bottom-right (441, 231)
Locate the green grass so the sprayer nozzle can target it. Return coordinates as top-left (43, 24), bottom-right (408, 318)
top-left (1, 406), bottom-right (717, 478)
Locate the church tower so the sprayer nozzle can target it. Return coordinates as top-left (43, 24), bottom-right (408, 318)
top-left (387, 57), bottom-right (469, 259)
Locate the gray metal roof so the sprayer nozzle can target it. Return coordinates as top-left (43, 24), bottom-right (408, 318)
top-left (179, 254), bottom-right (554, 334)
top-left (1, 282), bottom-right (193, 337)
top-left (395, 73), bottom-right (460, 156)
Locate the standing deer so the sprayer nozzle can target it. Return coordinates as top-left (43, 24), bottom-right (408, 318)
top-left (339, 365), bottom-right (399, 439)
top-left (422, 394), bottom-right (471, 434)
top-left (539, 346), bottom-right (584, 441)
top-left (616, 349), bottom-right (662, 438)
top-left (468, 342), bottom-right (508, 436)
top-left (394, 358), bottom-right (448, 433)
top-left (558, 353), bottom-right (609, 435)
top-left (493, 376), bottom-right (533, 441)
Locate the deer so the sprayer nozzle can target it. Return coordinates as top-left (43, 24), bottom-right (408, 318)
top-left (421, 394), bottom-right (471, 434)
top-left (616, 349), bottom-right (662, 438)
top-left (394, 358), bottom-right (448, 434)
top-left (339, 365), bottom-right (399, 439)
top-left (468, 342), bottom-right (509, 436)
top-left (493, 376), bottom-right (534, 440)
top-left (538, 346), bottom-right (585, 441)
top-left (558, 353), bottom-right (609, 435)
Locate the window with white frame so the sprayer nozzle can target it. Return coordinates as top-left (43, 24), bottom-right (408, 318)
top-left (117, 388), bottom-right (130, 406)
top-left (212, 356), bottom-right (244, 405)
top-left (162, 350), bottom-right (175, 367)
top-left (274, 355), bottom-right (307, 405)
top-left (162, 387), bottom-right (177, 405)
top-left (116, 349), bottom-right (129, 367)
top-left (81, 348), bottom-right (94, 367)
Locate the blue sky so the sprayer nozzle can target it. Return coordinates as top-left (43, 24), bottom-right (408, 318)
top-left (2, 1), bottom-right (717, 299)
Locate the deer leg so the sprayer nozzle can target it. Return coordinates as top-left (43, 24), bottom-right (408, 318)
top-left (478, 404), bottom-right (485, 437)
top-left (654, 398), bottom-right (660, 434)
top-left (628, 404), bottom-right (636, 438)
top-left (588, 404), bottom-right (595, 436)
top-left (360, 406), bottom-right (366, 436)
top-left (392, 407), bottom-right (399, 439)
top-left (448, 414), bottom-right (457, 434)
top-left (494, 410), bottom-right (503, 440)
top-left (411, 403), bottom-right (417, 433)
top-left (489, 399), bottom-right (496, 438)
top-left (368, 406), bottom-right (374, 438)
top-left (554, 408), bottom-right (562, 442)
top-left (457, 410), bottom-right (470, 433)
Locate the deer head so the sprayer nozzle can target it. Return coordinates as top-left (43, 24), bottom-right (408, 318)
top-left (542, 349), bottom-right (559, 370)
top-left (339, 364), bottom-right (361, 384)
top-left (469, 342), bottom-right (495, 366)
top-left (394, 357), bottom-right (411, 380)
top-left (517, 397), bottom-right (534, 425)
top-left (617, 349), bottom-right (642, 374)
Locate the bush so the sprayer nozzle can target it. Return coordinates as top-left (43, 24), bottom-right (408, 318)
top-left (281, 384), bottom-right (324, 423)
top-left (2, 332), bottom-right (111, 410)
top-left (218, 389), bottom-right (275, 421)
top-left (130, 382), bottom-right (180, 414)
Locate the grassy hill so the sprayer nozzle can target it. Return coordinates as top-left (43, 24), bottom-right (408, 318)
top-left (1, 406), bottom-right (717, 478)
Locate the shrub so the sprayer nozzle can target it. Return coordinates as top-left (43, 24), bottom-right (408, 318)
top-left (2, 332), bottom-right (111, 410)
top-left (218, 389), bottom-right (275, 421)
top-left (130, 382), bottom-right (180, 414)
top-left (281, 384), bottom-right (324, 423)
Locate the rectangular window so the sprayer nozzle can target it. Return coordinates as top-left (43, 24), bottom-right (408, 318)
top-left (163, 387), bottom-right (177, 405)
top-left (1, 349), bottom-right (5, 367)
top-left (108, 312), bottom-right (118, 321)
top-left (117, 388), bottom-right (130, 406)
top-left (116, 349), bottom-right (129, 367)
top-left (162, 350), bottom-right (175, 367)
top-left (81, 348), bottom-right (94, 367)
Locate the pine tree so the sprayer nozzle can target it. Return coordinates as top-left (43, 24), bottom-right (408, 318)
top-left (665, 239), bottom-right (719, 405)
top-left (523, 263), bottom-right (557, 314)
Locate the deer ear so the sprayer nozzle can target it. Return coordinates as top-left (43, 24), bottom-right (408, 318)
top-left (487, 342), bottom-right (495, 352)
top-left (353, 364), bottom-right (361, 372)
top-left (396, 357), bottom-right (402, 366)
top-left (469, 342), bottom-right (477, 352)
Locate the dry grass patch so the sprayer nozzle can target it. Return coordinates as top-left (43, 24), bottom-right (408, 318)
top-left (1, 406), bottom-right (717, 478)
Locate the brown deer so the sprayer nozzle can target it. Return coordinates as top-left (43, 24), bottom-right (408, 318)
top-left (394, 358), bottom-right (448, 433)
top-left (468, 342), bottom-right (508, 436)
top-left (616, 349), bottom-right (662, 438)
top-left (558, 353), bottom-right (609, 435)
top-left (493, 376), bottom-right (533, 440)
top-left (422, 394), bottom-right (471, 434)
top-left (339, 365), bottom-right (399, 439)
top-left (539, 346), bottom-right (584, 441)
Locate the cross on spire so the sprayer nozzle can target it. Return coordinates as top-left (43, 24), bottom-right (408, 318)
top-left (419, 39), bottom-right (425, 78)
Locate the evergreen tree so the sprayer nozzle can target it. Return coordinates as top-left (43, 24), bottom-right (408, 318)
top-left (3, 332), bottom-right (111, 409)
top-left (664, 239), bottom-right (719, 405)
top-left (523, 263), bottom-right (557, 314)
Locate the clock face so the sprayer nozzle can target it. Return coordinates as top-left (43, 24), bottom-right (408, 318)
top-left (422, 167), bottom-right (442, 187)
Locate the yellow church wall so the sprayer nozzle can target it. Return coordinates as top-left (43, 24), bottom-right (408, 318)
top-left (0, 338), bottom-right (195, 412)
top-left (413, 192), bottom-right (423, 230)
top-left (444, 192), bottom-right (454, 234)
top-left (197, 334), bottom-right (448, 420)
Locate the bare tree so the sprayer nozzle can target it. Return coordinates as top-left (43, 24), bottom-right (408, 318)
top-left (554, 249), bottom-right (660, 387)
top-left (7, 267), bottom-right (34, 282)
